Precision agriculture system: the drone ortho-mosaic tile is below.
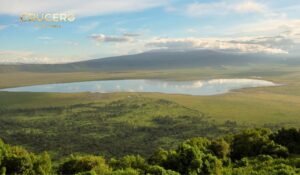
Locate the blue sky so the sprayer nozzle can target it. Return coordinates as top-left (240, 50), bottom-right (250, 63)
top-left (0, 0), bottom-right (299, 63)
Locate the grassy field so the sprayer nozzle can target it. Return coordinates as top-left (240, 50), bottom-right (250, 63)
top-left (0, 65), bottom-right (299, 158)
top-left (0, 94), bottom-right (229, 159)
top-left (0, 65), bottom-right (294, 88)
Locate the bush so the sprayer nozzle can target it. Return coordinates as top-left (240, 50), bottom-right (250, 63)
top-left (271, 128), bottom-right (300, 154)
top-left (2, 146), bottom-right (33, 175)
top-left (32, 152), bottom-right (52, 175)
top-left (0, 141), bottom-right (52, 175)
top-left (152, 139), bottom-right (223, 175)
top-left (1, 127), bottom-right (300, 175)
top-left (57, 155), bottom-right (110, 175)
top-left (231, 128), bottom-right (289, 159)
top-left (108, 168), bottom-right (139, 175)
top-left (201, 153), bottom-right (222, 175)
top-left (109, 155), bottom-right (146, 171)
top-left (209, 139), bottom-right (230, 159)
top-left (146, 165), bottom-right (180, 175)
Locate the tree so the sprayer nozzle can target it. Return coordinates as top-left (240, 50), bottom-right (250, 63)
top-left (146, 165), bottom-right (180, 175)
top-left (209, 139), bottom-right (230, 159)
top-left (57, 155), bottom-right (110, 175)
top-left (109, 155), bottom-right (147, 172)
top-left (231, 128), bottom-right (289, 160)
top-left (183, 137), bottom-right (211, 153)
top-left (0, 139), bottom-right (52, 175)
top-left (156, 139), bottom-right (222, 175)
top-left (2, 146), bottom-right (33, 175)
top-left (173, 143), bottom-right (204, 174)
top-left (271, 128), bottom-right (300, 154)
top-left (32, 152), bottom-right (52, 175)
top-left (201, 154), bottom-right (222, 175)
top-left (108, 168), bottom-right (139, 175)
top-left (148, 148), bottom-right (169, 166)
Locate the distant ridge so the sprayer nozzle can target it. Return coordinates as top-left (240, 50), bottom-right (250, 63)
top-left (0, 50), bottom-right (295, 72)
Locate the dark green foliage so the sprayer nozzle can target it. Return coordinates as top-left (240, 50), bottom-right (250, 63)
top-left (32, 152), bottom-right (52, 175)
top-left (209, 139), bottom-right (230, 159)
top-left (223, 155), bottom-right (299, 175)
top-left (148, 148), bottom-right (169, 166)
top-left (109, 155), bottom-right (147, 173)
top-left (231, 128), bottom-right (289, 160)
top-left (173, 143), bottom-right (205, 174)
top-left (271, 128), bottom-right (300, 154)
top-left (109, 155), bottom-right (180, 175)
top-left (145, 165), bottom-right (180, 175)
top-left (149, 138), bottom-right (222, 175)
top-left (108, 168), bottom-right (139, 175)
top-left (57, 155), bottom-right (110, 175)
top-left (201, 153), bottom-right (222, 175)
top-left (0, 128), bottom-right (299, 175)
top-left (0, 97), bottom-right (235, 159)
top-left (2, 146), bottom-right (33, 175)
top-left (182, 137), bottom-right (211, 153)
top-left (0, 139), bottom-right (51, 175)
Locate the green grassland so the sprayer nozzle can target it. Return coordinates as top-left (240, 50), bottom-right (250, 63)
top-left (0, 65), bottom-right (299, 159)
top-left (0, 64), bottom-right (294, 88)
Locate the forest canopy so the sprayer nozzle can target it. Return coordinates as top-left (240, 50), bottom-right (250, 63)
top-left (0, 127), bottom-right (299, 175)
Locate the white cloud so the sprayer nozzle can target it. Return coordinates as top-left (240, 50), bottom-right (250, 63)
top-left (90, 34), bottom-right (134, 43)
top-left (230, 19), bottom-right (300, 38)
top-left (225, 19), bottom-right (300, 55)
top-left (186, 2), bottom-right (227, 17)
top-left (0, 50), bottom-right (51, 64)
top-left (233, 1), bottom-right (266, 13)
top-left (186, 0), bottom-right (267, 17)
top-left (146, 37), bottom-right (288, 54)
top-left (0, 0), bottom-right (168, 17)
top-left (0, 50), bottom-right (85, 64)
top-left (123, 33), bottom-right (140, 37)
top-left (0, 50), bottom-right (33, 57)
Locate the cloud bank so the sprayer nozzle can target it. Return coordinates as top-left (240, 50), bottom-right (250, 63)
top-left (186, 0), bottom-right (267, 17)
top-left (90, 34), bottom-right (134, 43)
top-left (0, 0), bottom-right (168, 17)
top-left (0, 50), bottom-right (84, 64)
top-left (146, 37), bottom-right (288, 54)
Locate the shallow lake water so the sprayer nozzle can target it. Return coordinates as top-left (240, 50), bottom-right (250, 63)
top-left (0, 79), bottom-right (277, 96)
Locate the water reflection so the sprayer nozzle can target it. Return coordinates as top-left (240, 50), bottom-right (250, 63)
top-left (0, 79), bottom-right (276, 96)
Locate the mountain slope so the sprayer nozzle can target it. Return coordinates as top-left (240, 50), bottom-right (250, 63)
top-left (0, 50), bottom-right (293, 72)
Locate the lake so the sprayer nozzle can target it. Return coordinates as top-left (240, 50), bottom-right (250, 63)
top-left (0, 79), bottom-right (277, 96)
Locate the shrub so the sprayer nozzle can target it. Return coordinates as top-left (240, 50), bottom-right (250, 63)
top-left (146, 165), bottom-right (180, 175)
top-left (209, 139), bottom-right (230, 159)
top-left (231, 128), bottom-right (289, 159)
top-left (271, 128), bottom-right (300, 154)
top-left (0, 143), bottom-right (52, 175)
top-left (57, 155), bottom-right (110, 175)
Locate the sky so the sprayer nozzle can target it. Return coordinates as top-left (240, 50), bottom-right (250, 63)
top-left (0, 0), bottom-right (299, 63)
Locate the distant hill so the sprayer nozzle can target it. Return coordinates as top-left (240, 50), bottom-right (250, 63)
top-left (0, 50), bottom-right (296, 72)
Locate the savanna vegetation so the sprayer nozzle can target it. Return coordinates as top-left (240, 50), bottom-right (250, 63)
top-left (0, 127), bottom-right (299, 175)
top-left (0, 95), bottom-right (246, 159)
top-left (1, 90), bottom-right (298, 158)
top-left (0, 66), bottom-right (300, 174)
